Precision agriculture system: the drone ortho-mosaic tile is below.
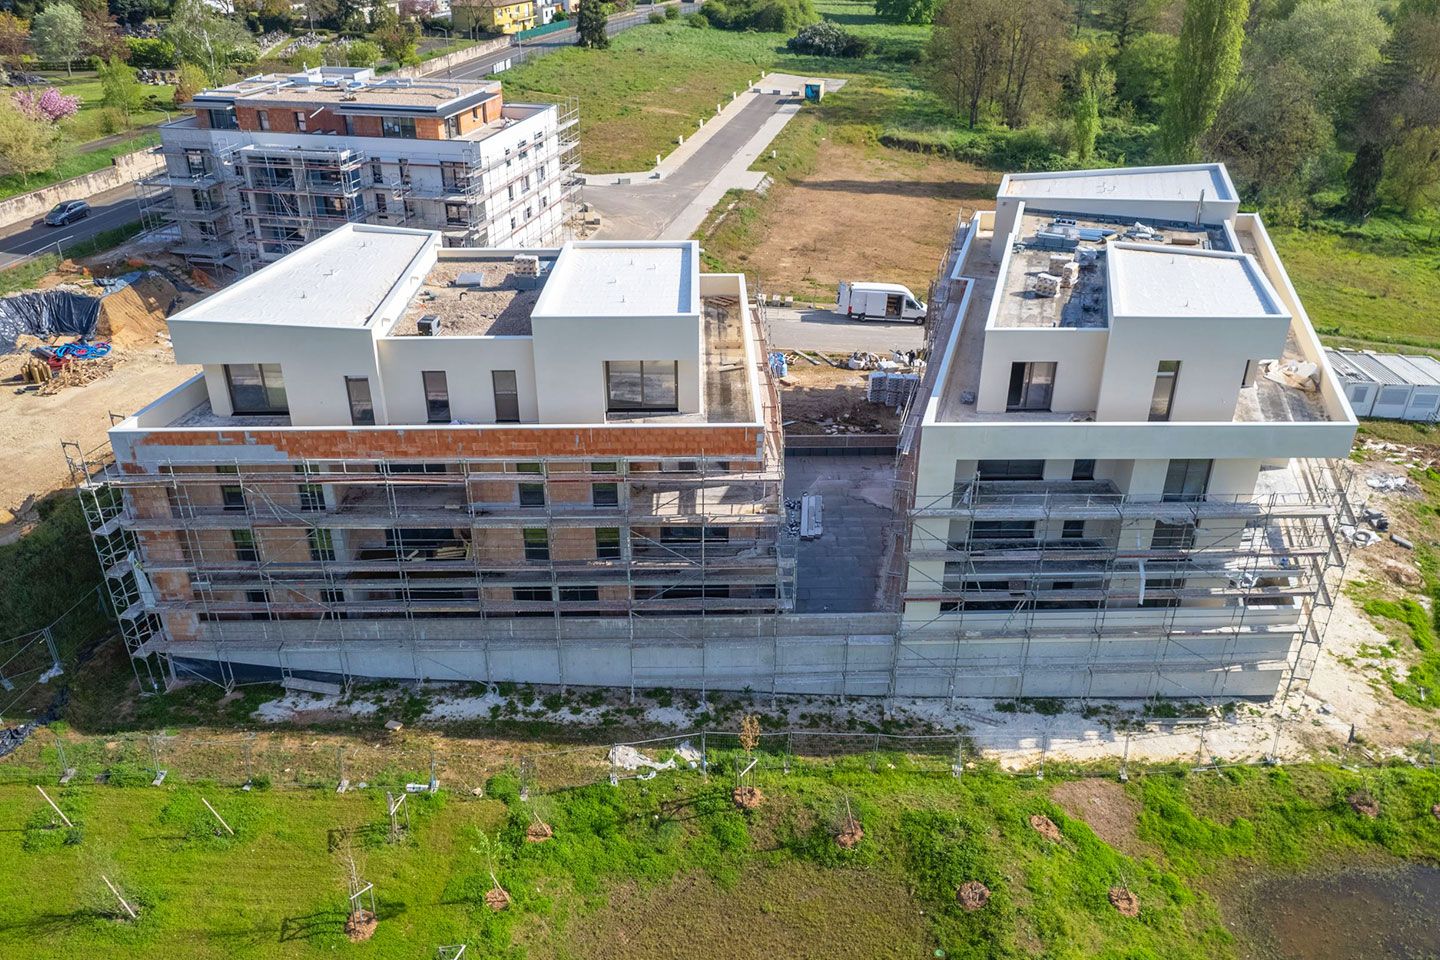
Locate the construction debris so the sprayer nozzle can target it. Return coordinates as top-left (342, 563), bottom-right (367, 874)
top-left (800, 493), bottom-right (823, 539)
top-left (1366, 475), bottom-right (1409, 492)
top-left (608, 744), bottom-right (676, 773)
top-left (1259, 357), bottom-right (1319, 392)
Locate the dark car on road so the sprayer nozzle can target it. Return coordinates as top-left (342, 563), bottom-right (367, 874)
top-left (44, 200), bottom-right (91, 227)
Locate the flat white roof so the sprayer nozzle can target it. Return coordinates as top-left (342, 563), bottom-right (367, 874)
top-left (173, 225), bottom-right (434, 328)
top-left (1108, 244), bottom-right (1283, 319)
top-left (533, 241), bottom-right (698, 318)
top-left (1002, 163), bottom-right (1236, 203)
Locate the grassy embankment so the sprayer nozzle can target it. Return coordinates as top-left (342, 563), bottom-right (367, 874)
top-left (0, 748), bottom-right (1436, 960)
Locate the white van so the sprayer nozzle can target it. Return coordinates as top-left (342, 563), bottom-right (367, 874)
top-left (836, 282), bottom-right (927, 323)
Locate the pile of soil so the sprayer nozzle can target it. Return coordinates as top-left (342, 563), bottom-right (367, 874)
top-left (1431, 803), bottom-right (1440, 822)
top-left (835, 819), bottom-right (863, 849)
top-left (344, 909), bottom-right (377, 942)
top-left (485, 887), bottom-right (511, 911)
top-left (96, 275), bottom-right (177, 348)
top-left (956, 881), bottom-right (991, 912)
top-left (1348, 791), bottom-right (1380, 818)
top-left (1108, 887), bottom-right (1140, 917)
top-left (1029, 813), bottom-right (1062, 842)
top-left (733, 786), bottom-right (765, 810)
top-left (525, 821), bottom-right (553, 843)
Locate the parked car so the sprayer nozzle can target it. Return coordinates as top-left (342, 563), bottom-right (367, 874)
top-left (835, 281), bottom-right (927, 323)
top-left (43, 201), bottom-right (91, 227)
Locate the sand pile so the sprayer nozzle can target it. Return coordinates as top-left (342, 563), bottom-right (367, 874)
top-left (96, 275), bottom-right (177, 348)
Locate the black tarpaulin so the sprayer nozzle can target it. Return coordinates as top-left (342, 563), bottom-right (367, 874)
top-left (0, 289), bottom-right (101, 354)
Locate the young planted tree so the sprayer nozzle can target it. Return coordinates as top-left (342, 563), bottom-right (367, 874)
top-left (576, 0), bottom-right (610, 49)
top-left (31, 2), bottom-right (85, 75)
top-left (1160, 0), bottom-right (1249, 162)
top-left (99, 56), bottom-right (146, 122)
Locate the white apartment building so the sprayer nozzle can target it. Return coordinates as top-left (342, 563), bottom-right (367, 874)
top-left (895, 163), bottom-right (1358, 699)
top-left (138, 67), bottom-right (577, 276)
top-left (70, 227), bottom-right (790, 690)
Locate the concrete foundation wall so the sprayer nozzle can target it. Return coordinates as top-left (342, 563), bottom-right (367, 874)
top-left (164, 613), bottom-right (1295, 699)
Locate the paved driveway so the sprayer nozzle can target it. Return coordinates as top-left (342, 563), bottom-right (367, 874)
top-left (764, 305), bottom-right (926, 353)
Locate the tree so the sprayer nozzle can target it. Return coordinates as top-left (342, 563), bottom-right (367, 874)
top-left (81, 9), bottom-right (129, 63)
top-left (98, 55), bottom-right (145, 120)
top-left (31, 3), bottom-right (85, 75)
top-left (165, 0), bottom-right (253, 83)
top-left (1072, 63), bottom-right (1113, 163)
top-left (1380, 125), bottom-right (1440, 216)
top-left (927, 0), bottom-right (1005, 128)
top-left (172, 60), bottom-right (208, 108)
top-left (576, 0), bottom-right (609, 47)
top-left (1159, 0), bottom-right (1249, 162)
top-left (0, 13), bottom-right (29, 71)
top-left (1343, 141), bottom-right (1386, 218)
top-left (12, 86), bottom-right (82, 121)
top-left (1096, 0), bottom-right (1159, 52)
top-left (875, 0), bottom-right (938, 25)
top-left (1204, 61), bottom-right (1331, 197)
top-left (344, 38), bottom-right (381, 66)
top-left (371, 21), bottom-right (418, 64)
top-left (1114, 31), bottom-right (1176, 119)
top-left (299, 0), bottom-right (338, 30)
top-left (0, 97), bottom-right (59, 185)
top-left (993, 0), bottom-right (1070, 127)
top-left (1249, 0), bottom-right (1388, 118)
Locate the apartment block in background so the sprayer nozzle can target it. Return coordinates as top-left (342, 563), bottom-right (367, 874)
top-left (894, 163), bottom-right (1358, 699)
top-left (138, 67), bottom-right (577, 277)
top-left (71, 228), bottom-right (788, 688)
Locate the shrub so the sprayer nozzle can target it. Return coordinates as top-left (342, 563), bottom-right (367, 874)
top-left (786, 20), bottom-right (868, 57)
top-left (664, 2), bottom-right (679, 16)
top-left (126, 36), bottom-right (178, 68)
top-left (648, 9), bottom-right (665, 21)
top-left (702, 0), bottom-right (816, 32)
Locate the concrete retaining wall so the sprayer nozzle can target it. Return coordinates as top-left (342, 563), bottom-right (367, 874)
top-left (394, 36), bottom-right (513, 79)
top-left (0, 145), bottom-right (162, 230)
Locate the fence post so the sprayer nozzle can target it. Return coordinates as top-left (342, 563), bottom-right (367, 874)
top-left (953, 734), bottom-right (962, 780)
top-left (700, 730), bottom-right (708, 779)
top-left (871, 733), bottom-right (881, 772)
top-left (784, 730), bottom-right (792, 775)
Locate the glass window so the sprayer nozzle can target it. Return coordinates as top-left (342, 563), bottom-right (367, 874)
top-left (207, 107), bottom-right (237, 130)
top-left (559, 586), bottom-right (599, 603)
top-left (1072, 459), bottom-right (1096, 481)
top-left (1163, 459), bottom-right (1211, 502)
top-left (523, 528), bottom-right (549, 561)
top-left (346, 376), bottom-right (375, 426)
top-left (257, 110), bottom-right (270, 131)
top-left (493, 370), bottom-right (520, 422)
top-left (591, 461), bottom-right (619, 474)
top-left (515, 462), bottom-right (543, 475)
top-left (423, 370), bottom-right (450, 423)
top-left (595, 527), bottom-right (621, 560)
top-left (512, 587), bottom-right (553, 602)
top-left (1149, 360), bottom-right (1180, 422)
top-left (1006, 361), bottom-right (1055, 411)
top-left (309, 528), bottom-right (335, 562)
top-left (221, 484), bottom-right (245, 511)
top-left (298, 482), bottom-right (324, 511)
top-left (225, 363), bottom-right (288, 415)
top-left (1061, 519), bottom-right (1085, 540)
top-left (976, 460), bottom-right (1045, 481)
top-left (518, 482), bottom-right (546, 508)
top-left (606, 360), bottom-right (679, 412)
top-left (231, 529), bottom-right (257, 562)
top-left (371, 161), bottom-right (384, 184)
top-left (970, 520), bottom-right (1036, 542)
top-left (1152, 520), bottom-right (1196, 550)
top-left (382, 116), bottom-right (417, 139)
top-left (592, 482), bottom-right (619, 507)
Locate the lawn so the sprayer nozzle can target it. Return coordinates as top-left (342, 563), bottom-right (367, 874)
top-left (1, 747), bottom-right (1436, 960)
top-left (46, 71), bottom-right (177, 147)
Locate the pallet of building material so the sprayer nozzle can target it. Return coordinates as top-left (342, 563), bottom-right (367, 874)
top-left (800, 493), bottom-right (823, 539)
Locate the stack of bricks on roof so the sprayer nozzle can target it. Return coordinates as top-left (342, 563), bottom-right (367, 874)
top-left (74, 163), bottom-right (1362, 701)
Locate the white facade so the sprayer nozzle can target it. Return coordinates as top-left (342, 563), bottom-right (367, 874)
top-left (898, 163), bottom-right (1357, 699)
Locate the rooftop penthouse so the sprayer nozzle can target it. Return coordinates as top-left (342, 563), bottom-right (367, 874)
top-left (926, 163), bottom-right (1355, 444)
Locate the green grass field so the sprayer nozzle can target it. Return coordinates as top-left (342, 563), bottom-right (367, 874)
top-left (1, 755), bottom-right (1435, 960)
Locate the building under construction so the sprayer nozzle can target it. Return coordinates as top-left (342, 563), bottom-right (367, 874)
top-left (136, 66), bottom-right (578, 277)
top-left (76, 164), bottom-right (1360, 702)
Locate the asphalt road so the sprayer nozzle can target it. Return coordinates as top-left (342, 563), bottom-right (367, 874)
top-left (583, 92), bottom-right (793, 240)
top-left (0, 181), bottom-right (144, 269)
top-left (0, 7), bottom-right (700, 270)
top-left (764, 306), bottom-right (926, 353)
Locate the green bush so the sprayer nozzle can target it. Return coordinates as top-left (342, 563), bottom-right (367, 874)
top-left (663, 2), bottom-right (679, 16)
top-left (648, 9), bottom-right (665, 21)
top-left (701, 0), bottom-right (816, 32)
top-left (126, 37), bottom-right (177, 68)
top-left (787, 20), bottom-right (869, 56)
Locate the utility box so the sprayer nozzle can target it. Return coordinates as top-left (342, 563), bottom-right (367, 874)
top-left (804, 81), bottom-right (824, 102)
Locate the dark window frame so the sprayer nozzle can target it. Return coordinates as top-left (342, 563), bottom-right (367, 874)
top-left (1006, 361), bottom-right (1056, 412)
top-left (605, 360), bottom-right (679, 413)
top-left (224, 363), bottom-right (288, 416)
top-left (346, 376), bottom-right (375, 426)
top-left (1149, 360), bottom-right (1180, 422)
top-left (422, 370), bottom-right (450, 423)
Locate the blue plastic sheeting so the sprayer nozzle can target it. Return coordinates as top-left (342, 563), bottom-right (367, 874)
top-left (0, 289), bottom-right (100, 355)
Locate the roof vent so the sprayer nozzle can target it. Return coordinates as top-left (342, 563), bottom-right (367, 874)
top-left (417, 314), bottom-right (442, 336)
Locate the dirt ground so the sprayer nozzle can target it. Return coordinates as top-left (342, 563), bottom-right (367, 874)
top-left (777, 361), bottom-right (902, 435)
top-left (0, 253), bottom-right (203, 540)
top-left (718, 140), bottom-right (999, 301)
top-left (1050, 779), bottom-right (1152, 860)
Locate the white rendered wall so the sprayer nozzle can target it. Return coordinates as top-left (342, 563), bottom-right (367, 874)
top-left (377, 336), bottom-right (539, 423)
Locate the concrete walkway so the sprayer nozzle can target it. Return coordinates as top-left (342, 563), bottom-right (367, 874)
top-left (584, 74), bottom-right (842, 242)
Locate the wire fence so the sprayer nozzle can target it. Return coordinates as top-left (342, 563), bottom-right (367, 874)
top-left (2, 718), bottom-right (1432, 795)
